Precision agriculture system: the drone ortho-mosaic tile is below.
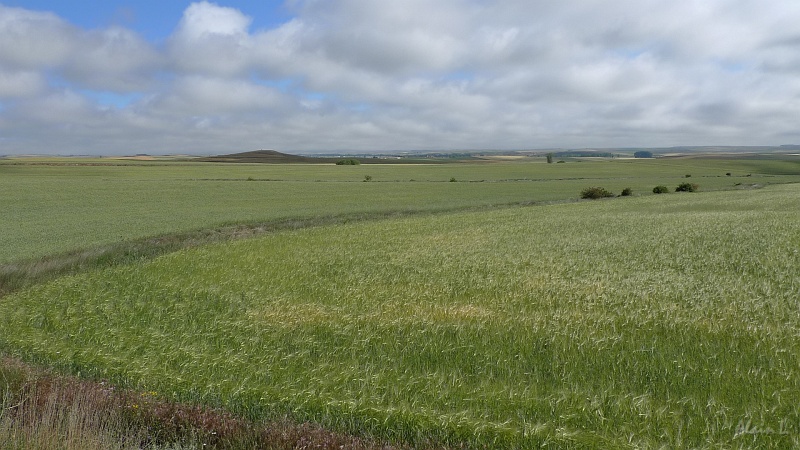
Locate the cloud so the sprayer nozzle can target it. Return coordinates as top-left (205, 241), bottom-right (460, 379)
top-left (0, 5), bottom-right (76, 68)
top-left (63, 27), bottom-right (163, 92)
top-left (0, 5), bottom-right (160, 92)
top-left (0, 69), bottom-right (46, 98)
top-left (168, 1), bottom-right (254, 76)
top-left (150, 75), bottom-right (293, 115)
top-left (1, 0), bottom-right (800, 155)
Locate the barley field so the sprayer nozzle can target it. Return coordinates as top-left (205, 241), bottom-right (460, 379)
top-left (2, 174), bottom-right (799, 448)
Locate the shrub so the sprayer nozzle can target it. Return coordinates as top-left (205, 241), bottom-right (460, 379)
top-left (620, 187), bottom-right (633, 196)
top-left (580, 187), bottom-right (614, 199)
top-left (363, 175), bottom-right (372, 182)
top-left (336, 159), bottom-right (360, 165)
top-left (726, 172), bottom-right (731, 176)
top-left (653, 185), bottom-right (669, 194)
top-left (675, 182), bottom-right (699, 192)
top-left (450, 177), bottom-right (457, 182)
top-left (685, 174), bottom-right (691, 178)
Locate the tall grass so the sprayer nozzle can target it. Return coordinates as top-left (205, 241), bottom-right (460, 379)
top-left (0, 357), bottom-right (403, 449)
top-left (2, 184), bottom-right (799, 447)
top-left (1, 358), bottom-right (145, 450)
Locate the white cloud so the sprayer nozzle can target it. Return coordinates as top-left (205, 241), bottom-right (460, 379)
top-left (63, 27), bottom-right (163, 92)
top-left (0, 69), bottom-right (46, 98)
top-left (0, 5), bottom-right (160, 92)
top-left (1, 0), bottom-right (800, 155)
top-left (0, 5), bottom-right (76, 68)
top-left (168, 2), bottom-right (254, 76)
top-left (178, 1), bottom-right (252, 39)
top-left (152, 76), bottom-right (292, 115)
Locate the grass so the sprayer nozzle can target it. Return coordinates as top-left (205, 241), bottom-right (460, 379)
top-left (2, 157), bottom-right (799, 264)
top-left (2, 183), bottom-right (799, 448)
top-left (0, 357), bottom-right (403, 450)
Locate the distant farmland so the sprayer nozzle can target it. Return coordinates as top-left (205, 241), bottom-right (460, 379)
top-left (2, 155), bottom-right (799, 448)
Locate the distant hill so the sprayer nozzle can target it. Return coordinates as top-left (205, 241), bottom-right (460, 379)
top-left (197, 150), bottom-right (336, 164)
top-left (196, 150), bottom-right (441, 164)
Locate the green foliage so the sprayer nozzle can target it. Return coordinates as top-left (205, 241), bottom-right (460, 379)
top-left (676, 182), bottom-right (699, 192)
top-left (335, 159), bottom-right (361, 165)
top-left (2, 186), bottom-right (800, 447)
top-left (580, 186), bottom-right (614, 199)
top-left (620, 187), bottom-right (633, 196)
top-left (653, 185), bottom-right (669, 194)
top-left (449, 177), bottom-right (457, 182)
top-left (363, 175), bottom-right (373, 182)
top-left (634, 150), bottom-right (653, 158)
top-left (546, 153), bottom-right (554, 164)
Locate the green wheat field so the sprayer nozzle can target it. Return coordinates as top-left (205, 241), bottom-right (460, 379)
top-left (1, 155), bottom-right (799, 448)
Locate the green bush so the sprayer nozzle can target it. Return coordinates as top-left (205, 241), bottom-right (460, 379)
top-left (620, 187), bottom-right (633, 196)
top-left (676, 182), bottom-right (699, 192)
top-left (336, 159), bottom-right (360, 165)
top-left (653, 185), bottom-right (669, 194)
top-left (363, 175), bottom-right (372, 182)
top-left (580, 187), bottom-right (614, 199)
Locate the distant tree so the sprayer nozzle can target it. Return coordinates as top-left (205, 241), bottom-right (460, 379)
top-left (634, 151), bottom-right (653, 158)
top-left (675, 182), bottom-right (699, 192)
top-left (580, 187), bottom-right (614, 199)
top-left (620, 187), bottom-right (633, 196)
top-left (653, 185), bottom-right (669, 194)
top-left (546, 152), bottom-right (554, 164)
top-left (336, 159), bottom-right (360, 165)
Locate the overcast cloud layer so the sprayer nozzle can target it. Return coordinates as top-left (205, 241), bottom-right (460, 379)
top-left (1, 0), bottom-right (799, 155)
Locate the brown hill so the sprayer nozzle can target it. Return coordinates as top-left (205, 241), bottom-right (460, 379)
top-left (197, 150), bottom-right (337, 164)
top-left (198, 149), bottom-right (442, 164)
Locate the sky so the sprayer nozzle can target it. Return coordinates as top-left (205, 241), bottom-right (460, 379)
top-left (1, 1), bottom-right (799, 155)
